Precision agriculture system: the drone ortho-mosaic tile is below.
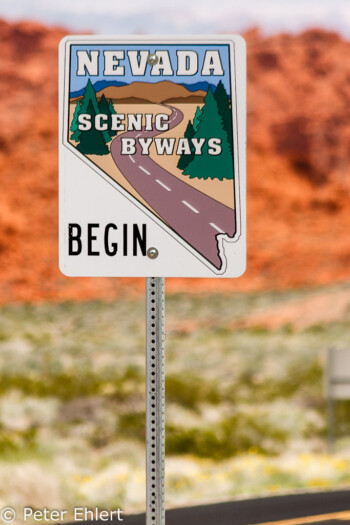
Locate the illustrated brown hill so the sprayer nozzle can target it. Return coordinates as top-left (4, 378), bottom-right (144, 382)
top-left (163, 96), bottom-right (205, 104)
top-left (72, 81), bottom-right (206, 104)
top-left (0, 18), bottom-right (349, 303)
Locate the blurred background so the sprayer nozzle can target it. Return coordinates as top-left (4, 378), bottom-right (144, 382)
top-left (0, 0), bottom-right (350, 521)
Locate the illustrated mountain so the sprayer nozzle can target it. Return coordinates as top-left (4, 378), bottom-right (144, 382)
top-left (70, 80), bottom-right (216, 99)
top-left (70, 80), bottom-right (207, 104)
top-left (70, 80), bottom-right (127, 98)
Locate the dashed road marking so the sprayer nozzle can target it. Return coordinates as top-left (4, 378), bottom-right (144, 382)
top-left (156, 179), bottom-right (171, 191)
top-left (129, 155), bottom-right (135, 163)
top-left (210, 222), bottom-right (224, 233)
top-left (139, 166), bottom-right (150, 175)
top-left (182, 200), bottom-right (199, 214)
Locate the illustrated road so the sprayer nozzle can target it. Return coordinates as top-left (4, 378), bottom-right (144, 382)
top-left (72, 490), bottom-right (350, 525)
top-left (110, 105), bottom-right (236, 270)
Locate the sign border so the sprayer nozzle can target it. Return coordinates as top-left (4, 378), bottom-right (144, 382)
top-left (59, 35), bottom-right (246, 277)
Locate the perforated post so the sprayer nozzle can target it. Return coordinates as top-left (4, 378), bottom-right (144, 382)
top-left (146, 277), bottom-right (165, 525)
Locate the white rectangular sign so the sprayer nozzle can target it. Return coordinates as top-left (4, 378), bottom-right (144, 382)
top-left (59, 36), bottom-right (246, 277)
top-left (327, 348), bottom-right (350, 400)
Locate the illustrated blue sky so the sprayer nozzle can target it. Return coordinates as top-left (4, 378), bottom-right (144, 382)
top-left (1, 0), bottom-right (350, 38)
top-left (69, 44), bottom-right (231, 96)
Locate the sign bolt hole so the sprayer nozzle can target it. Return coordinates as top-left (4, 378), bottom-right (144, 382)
top-left (148, 54), bottom-right (159, 66)
top-left (147, 247), bottom-right (159, 259)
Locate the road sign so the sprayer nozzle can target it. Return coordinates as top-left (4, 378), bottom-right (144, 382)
top-left (59, 36), bottom-right (246, 277)
top-left (326, 348), bottom-right (350, 400)
top-left (326, 348), bottom-right (350, 450)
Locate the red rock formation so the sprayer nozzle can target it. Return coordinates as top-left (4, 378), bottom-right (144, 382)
top-left (0, 20), bottom-right (349, 303)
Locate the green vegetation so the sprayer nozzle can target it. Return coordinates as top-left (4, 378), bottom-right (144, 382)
top-left (71, 80), bottom-right (116, 155)
top-left (193, 105), bottom-right (202, 132)
top-left (1, 285), bottom-right (350, 458)
top-left (70, 100), bottom-right (81, 141)
top-left (76, 100), bottom-right (110, 155)
top-left (177, 120), bottom-right (195, 171)
top-left (0, 283), bottom-right (350, 514)
top-left (108, 97), bottom-right (118, 137)
top-left (179, 84), bottom-right (234, 180)
top-left (214, 80), bottom-right (233, 153)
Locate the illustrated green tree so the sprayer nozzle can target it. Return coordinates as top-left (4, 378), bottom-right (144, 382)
top-left (214, 80), bottom-right (233, 153)
top-left (73, 79), bottom-right (111, 144)
top-left (193, 106), bottom-right (202, 132)
top-left (80, 79), bottom-right (99, 113)
top-left (76, 99), bottom-right (109, 156)
top-left (108, 99), bottom-right (118, 137)
top-left (183, 87), bottom-right (233, 180)
top-left (70, 100), bottom-right (81, 141)
top-left (98, 94), bottom-right (115, 137)
top-left (177, 120), bottom-right (195, 170)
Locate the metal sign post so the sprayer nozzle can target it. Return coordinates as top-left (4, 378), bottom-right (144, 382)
top-left (146, 277), bottom-right (165, 525)
top-left (58, 35), bottom-right (246, 524)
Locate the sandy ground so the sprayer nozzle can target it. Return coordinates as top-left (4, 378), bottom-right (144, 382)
top-left (68, 102), bottom-right (235, 210)
top-left (148, 103), bottom-right (235, 210)
top-left (68, 103), bottom-right (173, 217)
